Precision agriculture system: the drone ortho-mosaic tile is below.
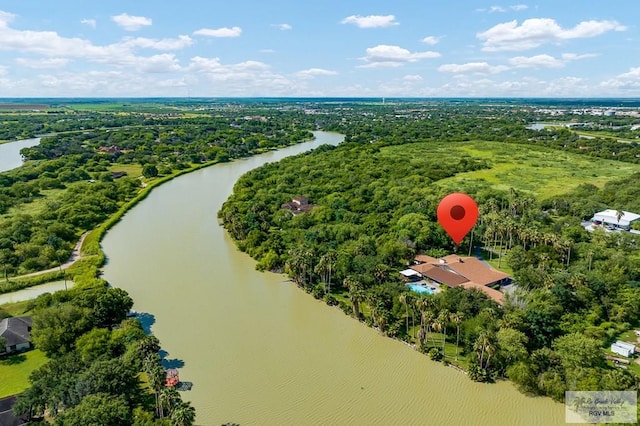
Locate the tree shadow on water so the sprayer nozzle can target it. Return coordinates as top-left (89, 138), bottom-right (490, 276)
top-left (135, 312), bottom-right (156, 335)
top-left (160, 350), bottom-right (185, 369)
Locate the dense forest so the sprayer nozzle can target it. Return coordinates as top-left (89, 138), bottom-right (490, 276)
top-left (0, 109), bottom-right (313, 280)
top-left (219, 101), bottom-right (640, 402)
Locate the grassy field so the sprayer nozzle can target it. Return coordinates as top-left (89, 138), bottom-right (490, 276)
top-left (0, 300), bottom-right (33, 317)
top-left (0, 350), bottom-right (48, 398)
top-left (108, 163), bottom-right (142, 178)
top-left (382, 141), bottom-right (640, 199)
top-left (2, 188), bottom-right (66, 219)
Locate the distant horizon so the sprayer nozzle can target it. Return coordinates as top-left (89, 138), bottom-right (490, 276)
top-left (2, 96), bottom-right (640, 101)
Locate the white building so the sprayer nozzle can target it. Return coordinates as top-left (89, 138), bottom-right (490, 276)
top-left (611, 341), bottom-right (636, 358)
top-left (591, 209), bottom-right (640, 231)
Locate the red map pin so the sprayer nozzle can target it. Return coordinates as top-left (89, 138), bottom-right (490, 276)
top-left (437, 193), bottom-right (479, 245)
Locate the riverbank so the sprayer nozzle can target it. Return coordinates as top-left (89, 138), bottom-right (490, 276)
top-left (0, 133), bottom-right (321, 296)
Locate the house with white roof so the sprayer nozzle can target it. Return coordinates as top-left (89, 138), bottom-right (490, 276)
top-left (590, 209), bottom-right (640, 231)
top-left (611, 341), bottom-right (636, 358)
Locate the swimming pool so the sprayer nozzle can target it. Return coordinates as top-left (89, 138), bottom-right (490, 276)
top-left (407, 284), bottom-right (435, 295)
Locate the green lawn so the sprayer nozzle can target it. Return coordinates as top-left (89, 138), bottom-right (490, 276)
top-left (381, 141), bottom-right (640, 199)
top-left (108, 163), bottom-right (142, 178)
top-left (0, 350), bottom-right (48, 398)
top-left (0, 300), bottom-right (33, 317)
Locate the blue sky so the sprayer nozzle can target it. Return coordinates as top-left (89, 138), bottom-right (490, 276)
top-left (0, 1), bottom-right (638, 97)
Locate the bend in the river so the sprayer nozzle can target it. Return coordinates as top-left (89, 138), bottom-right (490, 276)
top-left (102, 131), bottom-right (564, 425)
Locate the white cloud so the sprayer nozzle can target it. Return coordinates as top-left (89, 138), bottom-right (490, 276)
top-left (0, 15), bottom-right (191, 72)
top-left (438, 62), bottom-right (509, 74)
top-left (360, 44), bottom-right (440, 68)
top-left (509, 52), bottom-right (598, 68)
top-left (601, 67), bottom-right (640, 90)
top-left (111, 13), bottom-right (152, 31)
top-left (120, 35), bottom-right (193, 50)
top-left (421, 36), bottom-right (440, 45)
top-left (188, 57), bottom-right (270, 74)
top-left (509, 54), bottom-right (563, 68)
top-left (403, 74), bottom-right (423, 81)
top-left (296, 68), bottom-right (338, 78)
top-left (561, 53), bottom-right (598, 61)
top-left (341, 15), bottom-right (398, 28)
top-left (0, 10), bottom-right (16, 26)
top-left (193, 26), bottom-right (242, 38)
top-left (15, 57), bottom-right (69, 69)
top-left (487, 4), bottom-right (528, 13)
top-left (137, 54), bottom-right (181, 73)
top-left (273, 23), bottom-right (292, 31)
top-left (81, 19), bottom-right (96, 29)
top-left (478, 18), bottom-right (626, 51)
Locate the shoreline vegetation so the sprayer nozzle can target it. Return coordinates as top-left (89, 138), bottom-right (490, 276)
top-left (0, 103), bottom-right (317, 424)
top-left (1, 99), bottom-right (639, 423)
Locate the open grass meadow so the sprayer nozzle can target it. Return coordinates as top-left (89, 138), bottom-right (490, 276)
top-left (0, 350), bottom-right (48, 398)
top-left (381, 140), bottom-right (640, 199)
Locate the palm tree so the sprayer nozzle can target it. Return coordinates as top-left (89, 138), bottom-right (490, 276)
top-left (325, 250), bottom-right (337, 293)
top-left (431, 313), bottom-right (442, 352)
top-left (450, 312), bottom-right (464, 360)
top-left (474, 331), bottom-right (492, 369)
top-left (423, 310), bottom-right (435, 349)
top-left (438, 309), bottom-right (450, 356)
top-left (314, 256), bottom-right (329, 294)
top-left (398, 293), bottom-right (410, 337)
top-left (344, 277), bottom-right (363, 319)
top-left (586, 249), bottom-right (594, 271)
top-left (160, 386), bottom-right (180, 417)
top-left (147, 365), bottom-right (166, 418)
top-left (373, 264), bottom-right (390, 285)
top-left (170, 400), bottom-right (196, 426)
top-left (404, 292), bottom-right (416, 337)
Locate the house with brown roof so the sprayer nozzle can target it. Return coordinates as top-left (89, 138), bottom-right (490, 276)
top-left (408, 255), bottom-right (510, 305)
top-left (281, 196), bottom-right (314, 215)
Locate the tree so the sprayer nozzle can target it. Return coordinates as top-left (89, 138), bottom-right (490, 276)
top-left (437, 309), bottom-right (450, 355)
top-left (496, 328), bottom-right (528, 368)
top-left (160, 386), bottom-right (181, 417)
top-left (31, 304), bottom-right (94, 357)
top-left (398, 293), bottom-right (410, 337)
top-left (552, 333), bottom-right (603, 371)
top-left (142, 164), bottom-right (159, 179)
top-left (75, 328), bottom-right (112, 363)
top-left (53, 393), bottom-right (131, 426)
top-left (170, 400), bottom-right (196, 426)
top-left (93, 287), bottom-right (134, 329)
top-left (450, 312), bottom-right (464, 360)
top-left (147, 364), bottom-right (166, 418)
top-left (344, 277), bottom-right (364, 319)
top-left (75, 359), bottom-right (141, 404)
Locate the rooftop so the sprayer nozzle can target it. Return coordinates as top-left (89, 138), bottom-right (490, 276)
top-left (0, 316), bottom-right (32, 349)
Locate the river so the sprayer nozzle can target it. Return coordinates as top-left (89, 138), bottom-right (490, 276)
top-left (0, 280), bottom-right (74, 305)
top-left (101, 131), bottom-right (564, 425)
top-left (0, 138), bottom-right (40, 173)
